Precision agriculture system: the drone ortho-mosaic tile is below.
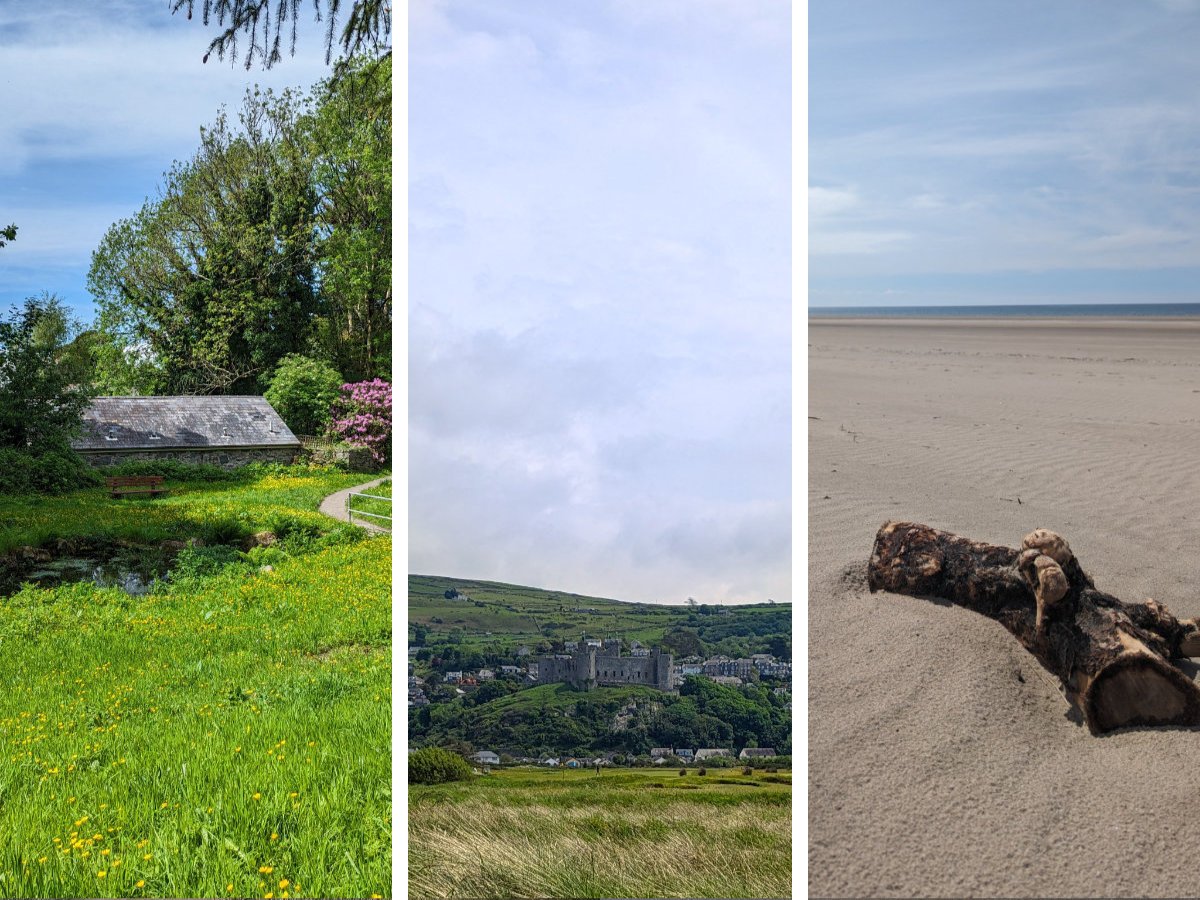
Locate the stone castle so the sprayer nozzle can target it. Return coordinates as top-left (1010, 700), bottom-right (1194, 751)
top-left (537, 639), bottom-right (673, 691)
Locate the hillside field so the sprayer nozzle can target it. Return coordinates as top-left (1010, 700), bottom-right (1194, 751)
top-left (408, 574), bottom-right (790, 652)
top-left (408, 766), bottom-right (792, 899)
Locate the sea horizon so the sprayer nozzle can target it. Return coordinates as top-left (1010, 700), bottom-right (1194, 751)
top-left (809, 302), bottom-right (1200, 318)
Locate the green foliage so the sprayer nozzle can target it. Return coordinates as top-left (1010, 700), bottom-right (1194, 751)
top-left (0, 223), bottom-right (15, 248)
top-left (303, 56), bottom-right (391, 380)
top-left (88, 58), bottom-right (390, 395)
top-left (103, 459), bottom-right (237, 482)
top-left (0, 297), bottom-right (98, 494)
top-left (0, 447), bottom-right (100, 495)
top-left (409, 747), bottom-right (472, 785)
top-left (172, 544), bottom-right (248, 580)
top-left (90, 88), bottom-right (320, 394)
top-left (264, 353), bottom-right (344, 435)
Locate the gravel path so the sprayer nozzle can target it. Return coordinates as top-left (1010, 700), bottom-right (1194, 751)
top-left (318, 476), bottom-right (391, 532)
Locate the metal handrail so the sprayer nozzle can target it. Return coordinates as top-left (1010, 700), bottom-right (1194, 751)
top-left (346, 490), bottom-right (391, 528)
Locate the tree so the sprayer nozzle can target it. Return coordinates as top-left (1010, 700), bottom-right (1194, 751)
top-left (0, 224), bottom-right (15, 249)
top-left (0, 296), bottom-right (93, 450)
top-left (264, 353), bottom-right (343, 435)
top-left (301, 55), bottom-right (391, 381)
top-left (89, 61), bottom-right (390, 395)
top-left (0, 297), bottom-right (97, 494)
top-left (172, 0), bottom-right (391, 69)
top-left (89, 88), bottom-right (320, 394)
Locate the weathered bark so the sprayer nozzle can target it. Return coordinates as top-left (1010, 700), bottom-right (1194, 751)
top-left (868, 521), bottom-right (1200, 734)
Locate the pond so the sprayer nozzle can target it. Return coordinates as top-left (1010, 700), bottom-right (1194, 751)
top-left (0, 542), bottom-right (177, 597)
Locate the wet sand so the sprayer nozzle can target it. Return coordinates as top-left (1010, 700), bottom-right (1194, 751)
top-left (809, 317), bottom-right (1200, 898)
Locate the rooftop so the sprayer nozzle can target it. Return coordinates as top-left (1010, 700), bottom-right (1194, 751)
top-left (73, 396), bottom-right (299, 451)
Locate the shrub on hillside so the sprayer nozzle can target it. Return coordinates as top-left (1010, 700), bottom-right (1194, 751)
top-left (264, 354), bottom-right (344, 436)
top-left (409, 747), bottom-right (472, 785)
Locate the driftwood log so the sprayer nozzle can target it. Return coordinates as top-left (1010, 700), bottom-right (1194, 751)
top-left (868, 521), bottom-right (1200, 733)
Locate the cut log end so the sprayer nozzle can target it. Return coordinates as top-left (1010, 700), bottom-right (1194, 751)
top-left (1083, 654), bottom-right (1200, 732)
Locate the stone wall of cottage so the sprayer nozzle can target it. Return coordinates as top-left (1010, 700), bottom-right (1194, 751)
top-left (79, 447), bottom-right (298, 470)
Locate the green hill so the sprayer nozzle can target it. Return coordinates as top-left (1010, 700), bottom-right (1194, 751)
top-left (408, 575), bottom-right (793, 759)
top-left (408, 573), bottom-right (791, 659)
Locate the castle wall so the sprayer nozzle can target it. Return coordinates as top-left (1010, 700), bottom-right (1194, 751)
top-left (536, 644), bottom-right (673, 691)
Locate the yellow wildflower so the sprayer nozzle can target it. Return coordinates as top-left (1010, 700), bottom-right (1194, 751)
top-left (97, 870), bottom-right (106, 878)
top-left (259, 865), bottom-right (273, 874)
top-left (252, 792), bottom-right (262, 801)
top-left (136, 881), bottom-right (146, 888)
top-left (278, 880), bottom-right (288, 889)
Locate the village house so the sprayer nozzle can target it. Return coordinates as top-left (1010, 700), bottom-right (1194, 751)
top-left (499, 665), bottom-right (521, 676)
top-left (477, 669), bottom-right (495, 681)
top-left (649, 748), bottom-right (673, 759)
top-left (72, 396), bottom-right (300, 469)
top-left (739, 747), bottom-right (777, 759)
top-left (472, 751), bottom-right (500, 766)
top-left (676, 749), bottom-right (695, 761)
top-left (444, 671), bottom-right (463, 683)
top-left (695, 748), bottom-right (733, 761)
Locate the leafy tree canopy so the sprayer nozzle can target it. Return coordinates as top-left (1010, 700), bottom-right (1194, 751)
top-left (89, 56), bottom-right (390, 394)
top-left (0, 224), bottom-right (15, 249)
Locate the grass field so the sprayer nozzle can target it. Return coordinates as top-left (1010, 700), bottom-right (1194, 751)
top-left (0, 467), bottom-right (390, 898)
top-left (408, 767), bottom-right (791, 899)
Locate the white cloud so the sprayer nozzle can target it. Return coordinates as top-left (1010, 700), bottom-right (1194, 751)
top-left (410, 1), bottom-right (790, 602)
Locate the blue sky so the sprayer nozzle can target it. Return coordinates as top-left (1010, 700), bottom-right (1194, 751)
top-left (409, 0), bottom-right (791, 604)
top-left (811, 0), bottom-right (1200, 307)
top-left (0, 0), bottom-right (331, 322)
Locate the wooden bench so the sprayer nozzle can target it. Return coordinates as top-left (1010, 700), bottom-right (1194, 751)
top-left (106, 476), bottom-right (168, 499)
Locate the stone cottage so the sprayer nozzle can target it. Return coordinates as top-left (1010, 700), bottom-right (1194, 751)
top-left (72, 396), bottom-right (300, 469)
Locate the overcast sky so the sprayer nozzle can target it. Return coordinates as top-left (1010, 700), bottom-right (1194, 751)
top-left (811, 0), bottom-right (1200, 307)
top-left (0, 0), bottom-right (331, 321)
top-left (409, 0), bottom-right (791, 605)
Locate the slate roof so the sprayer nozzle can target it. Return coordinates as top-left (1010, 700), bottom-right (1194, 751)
top-left (73, 396), bottom-right (300, 452)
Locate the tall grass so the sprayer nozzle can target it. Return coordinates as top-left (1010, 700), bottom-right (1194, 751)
top-left (0, 469), bottom-right (390, 898)
top-left (408, 768), bottom-right (791, 899)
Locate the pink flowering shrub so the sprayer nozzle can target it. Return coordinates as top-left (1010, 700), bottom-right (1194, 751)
top-left (329, 379), bottom-right (391, 463)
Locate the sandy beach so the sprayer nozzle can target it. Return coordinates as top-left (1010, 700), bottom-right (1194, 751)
top-left (808, 317), bottom-right (1200, 898)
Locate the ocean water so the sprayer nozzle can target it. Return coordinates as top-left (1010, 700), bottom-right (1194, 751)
top-left (809, 303), bottom-right (1200, 318)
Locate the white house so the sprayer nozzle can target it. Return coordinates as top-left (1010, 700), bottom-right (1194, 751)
top-left (695, 748), bottom-right (733, 761)
top-left (472, 750), bottom-right (500, 765)
top-left (739, 747), bottom-right (777, 759)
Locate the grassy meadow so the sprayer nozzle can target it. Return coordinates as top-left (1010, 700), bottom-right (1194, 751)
top-left (408, 767), bottom-right (791, 899)
top-left (0, 467), bottom-right (390, 898)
